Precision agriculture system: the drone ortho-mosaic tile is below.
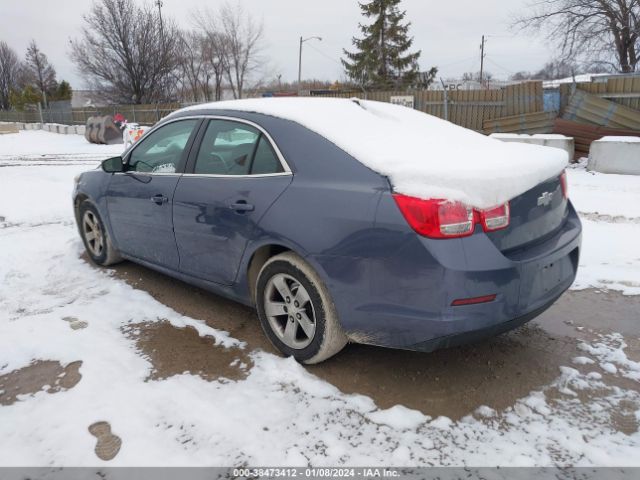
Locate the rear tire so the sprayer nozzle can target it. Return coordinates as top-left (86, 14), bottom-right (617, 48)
top-left (78, 201), bottom-right (122, 267)
top-left (256, 252), bottom-right (347, 364)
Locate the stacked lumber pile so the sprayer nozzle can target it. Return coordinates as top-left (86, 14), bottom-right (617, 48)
top-left (483, 111), bottom-right (556, 135)
top-left (563, 88), bottom-right (640, 129)
top-left (554, 90), bottom-right (640, 159)
top-left (553, 119), bottom-right (640, 159)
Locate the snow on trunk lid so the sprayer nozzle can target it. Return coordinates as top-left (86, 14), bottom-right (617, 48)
top-left (486, 174), bottom-right (568, 253)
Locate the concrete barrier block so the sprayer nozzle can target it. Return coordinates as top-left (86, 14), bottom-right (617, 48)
top-left (75, 125), bottom-right (85, 135)
top-left (490, 133), bottom-right (575, 161)
top-left (0, 123), bottom-right (20, 134)
top-left (588, 137), bottom-right (640, 175)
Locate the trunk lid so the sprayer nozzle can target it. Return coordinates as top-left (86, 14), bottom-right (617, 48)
top-left (486, 174), bottom-right (568, 254)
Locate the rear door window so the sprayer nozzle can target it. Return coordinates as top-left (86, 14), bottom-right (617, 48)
top-left (194, 120), bottom-right (259, 176)
top-left (193, 119), bottom-right (285, 176)
top-left (251, 136), bottom-right (284, 175)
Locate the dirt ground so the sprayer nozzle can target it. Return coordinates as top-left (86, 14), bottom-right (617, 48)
top-left (2, 257), bottom-right (638, 424)
top-left (101, 260), bottom-right (640, 421)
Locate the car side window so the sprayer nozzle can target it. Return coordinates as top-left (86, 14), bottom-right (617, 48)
top-left (128, 120), bottom-right (198, 174)
top-left (251, 136), bottom-right (284, 175)
top-left (194, 120), bottom-right (260, 176)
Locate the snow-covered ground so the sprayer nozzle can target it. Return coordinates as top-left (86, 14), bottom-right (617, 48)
top-left (568, 160), bottom-right (640, 295)
top-left (1, 131), bottom-right (639, 466)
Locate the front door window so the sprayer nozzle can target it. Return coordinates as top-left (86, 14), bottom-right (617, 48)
top-left (128, 120), bottom-right (199, 174)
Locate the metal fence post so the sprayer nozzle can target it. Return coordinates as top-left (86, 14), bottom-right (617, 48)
top-left (440, 78), bottom-right (449, 121)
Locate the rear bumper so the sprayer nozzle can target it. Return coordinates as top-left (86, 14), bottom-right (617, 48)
top-left (315, 201), bottom-right (582, 351)
top-left (407, 292), bottom-right (562, 353)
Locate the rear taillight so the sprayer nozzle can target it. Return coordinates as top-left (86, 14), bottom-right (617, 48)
top-left (560, 171), bottom-right (568, 199)
top-left (479, 203), bottom-right (510, 232)
top-left (393, 194), bottom-right (511, 239)
top-left (393, 195), bottom-right (474, 238)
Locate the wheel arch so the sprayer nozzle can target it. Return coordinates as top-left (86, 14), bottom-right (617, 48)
top-left (73, 193), bottom-right (90, 224)
top-left (245, 243), bottom-right (292, 304)
top-left (243, 241), bottom-right (333, 306)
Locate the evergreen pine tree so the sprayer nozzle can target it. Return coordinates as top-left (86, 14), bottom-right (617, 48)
top-left (53, 80), bottom-right (73, 101)
top-left (342, 0), bottom-right (427, 89)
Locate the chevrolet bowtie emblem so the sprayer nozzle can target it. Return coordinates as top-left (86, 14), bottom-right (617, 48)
top-left (537, 191), bottom-right (554, 207)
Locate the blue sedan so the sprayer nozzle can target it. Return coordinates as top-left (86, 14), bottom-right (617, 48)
top-left (73, 100), bottom-right (582, 364)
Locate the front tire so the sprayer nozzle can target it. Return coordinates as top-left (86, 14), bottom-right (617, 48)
top-left (78, 201), bottom-right (122, 266)
top-left (256, 252), bottom-right (347, 364)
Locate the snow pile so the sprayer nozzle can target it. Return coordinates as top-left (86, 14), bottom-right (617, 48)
top-left (0, 164), bottom-right (90, 227)
top-left (0, 130), bottom-right (123, 158)
top-left (543, 73), bottom-right (609, 89)
top-left (567, 162), bottom-right (640, 295)
top-left (598, 136), bottom-right (640, 143)
top-left (579, 334), bottom-right (640, 382)
top-left (179, 98), bottom-right (568, 209)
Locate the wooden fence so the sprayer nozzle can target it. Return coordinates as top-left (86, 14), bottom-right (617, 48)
top-left (0, 103), bottom-right (180, 126)
top-left (0, 82), bottom-right (545, 132)
top-left (310, 82), bottom-right (544, 131)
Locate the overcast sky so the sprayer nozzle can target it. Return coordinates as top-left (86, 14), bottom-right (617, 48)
top-left (0, 0), bottom-right (554, 89)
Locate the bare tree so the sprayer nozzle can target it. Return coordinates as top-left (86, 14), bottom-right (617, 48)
top-left (71, 0), bottom-right (180, 104)
top-left (176, 31), bottom-right (209, 102)
top-left (0, 41), bottom-right (21, 110)
top-left (218, 3), bottom-right (265, 99)
top-left (25, 40), bottom-right (56, 107)
top-left (191, 9), bottom-right (230, 102)
top-left (515, 0), bottom-right (640, 73)
top-left (202, 30), bottom-right (231, 101)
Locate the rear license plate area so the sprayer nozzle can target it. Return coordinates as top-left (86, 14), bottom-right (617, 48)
top-left (520, 254), bottom-right (575, 308)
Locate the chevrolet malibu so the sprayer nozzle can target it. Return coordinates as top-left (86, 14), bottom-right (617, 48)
top-left (73, 98), bottom-right (582, 364)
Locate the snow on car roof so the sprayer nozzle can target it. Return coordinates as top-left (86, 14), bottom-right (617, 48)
top-left (179, 98), bottom-right (568, 209)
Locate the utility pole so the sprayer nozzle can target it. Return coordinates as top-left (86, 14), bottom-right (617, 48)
top-left (298, 37), bottom-right (303, 89)
top-left (156, 0), bottom-right (164, 40)
top-left (479, 35), bottom-right (486, 88)
top-left (298, 36), bottom-right (322, 94)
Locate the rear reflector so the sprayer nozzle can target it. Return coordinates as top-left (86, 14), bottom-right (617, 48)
top-left (479, 203), bottom-right (510, 232)
top-left (451, 294), bottom-right (497, 306)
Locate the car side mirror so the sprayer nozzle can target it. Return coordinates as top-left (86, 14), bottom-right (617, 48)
top-left (101, 156), bottom-right (124, 173)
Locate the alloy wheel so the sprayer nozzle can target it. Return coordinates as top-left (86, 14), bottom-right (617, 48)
top-left (82, 210), bottom-right (104, 258)
top-left (263, 273), bottom-right (316, 349)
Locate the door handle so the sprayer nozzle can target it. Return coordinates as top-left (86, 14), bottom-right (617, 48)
top-left (229, 200), bottom-right (255, 213)
top-left (150, 194), bottom-right (169, 205)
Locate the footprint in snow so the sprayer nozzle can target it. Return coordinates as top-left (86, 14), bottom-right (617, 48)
top-left (88, 421), bottom-right (122, 461)
top-left (62, 316), bottom-right (88, 330)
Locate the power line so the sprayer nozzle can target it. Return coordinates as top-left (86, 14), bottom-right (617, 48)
top-left (484, 56), bottom-right (517, 75)
top-left (437, 55), bottom-right (481, 70)
top-left (306, 43), bottom-right (343, 67)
